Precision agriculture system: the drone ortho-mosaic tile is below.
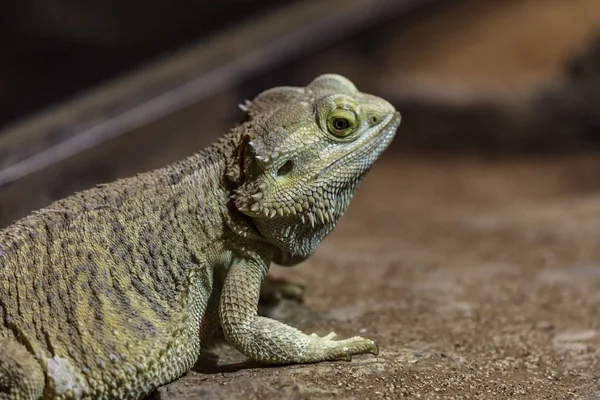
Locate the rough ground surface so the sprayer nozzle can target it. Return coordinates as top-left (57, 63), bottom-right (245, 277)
top-left (149, 153), bottom-right (600, 399)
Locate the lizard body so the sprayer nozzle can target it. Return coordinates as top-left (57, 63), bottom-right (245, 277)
top-left (0, 74), bottom-right (401, 399)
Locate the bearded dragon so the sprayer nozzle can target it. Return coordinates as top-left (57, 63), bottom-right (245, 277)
top-left (0, 74), bottom-right (401, 399)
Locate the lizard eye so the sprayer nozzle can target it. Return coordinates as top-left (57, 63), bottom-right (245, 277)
top-left (327, 107), bottom-right (357, 137)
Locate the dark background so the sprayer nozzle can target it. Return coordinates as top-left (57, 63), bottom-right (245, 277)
top-left (0, 0), bottom-right (298, 126)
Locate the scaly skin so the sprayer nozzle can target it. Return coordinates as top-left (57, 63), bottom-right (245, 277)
top-left (0, 74), bottom-right (401, 399)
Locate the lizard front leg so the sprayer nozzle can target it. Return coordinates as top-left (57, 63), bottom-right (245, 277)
top-left (219, 253), bottom-right (378, 364)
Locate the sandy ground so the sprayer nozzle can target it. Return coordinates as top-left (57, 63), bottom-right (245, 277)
top-left (145, 152), bottom-right (600, 399)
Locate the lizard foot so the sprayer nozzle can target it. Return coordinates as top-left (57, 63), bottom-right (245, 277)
top-left (307, 332), bottom-right (379, 362)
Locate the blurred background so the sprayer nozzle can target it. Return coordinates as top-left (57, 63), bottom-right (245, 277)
top-left (2, 1), bottom-right (600, 397)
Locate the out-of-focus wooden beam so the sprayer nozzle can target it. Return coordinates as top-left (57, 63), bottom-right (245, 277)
top-left (0, 0), bottom-right (428, 188)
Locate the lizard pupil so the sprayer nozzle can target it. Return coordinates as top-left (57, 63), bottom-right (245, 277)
top-left (333, 118), bottom-right (349, 131)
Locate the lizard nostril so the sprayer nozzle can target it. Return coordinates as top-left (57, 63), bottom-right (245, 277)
top-left (369, 115), bottom-right (380, 125)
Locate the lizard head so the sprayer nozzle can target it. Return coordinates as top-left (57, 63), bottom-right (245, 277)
top-left (232, 74), bottom-right (401, 262)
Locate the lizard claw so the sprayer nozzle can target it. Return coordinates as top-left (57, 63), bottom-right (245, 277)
top-left (369, 340), bottom-right (379, 356)
top-left (342, 348), bottom-right (353, 361)
top-left (308, 332), bottom-right (378, 362)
